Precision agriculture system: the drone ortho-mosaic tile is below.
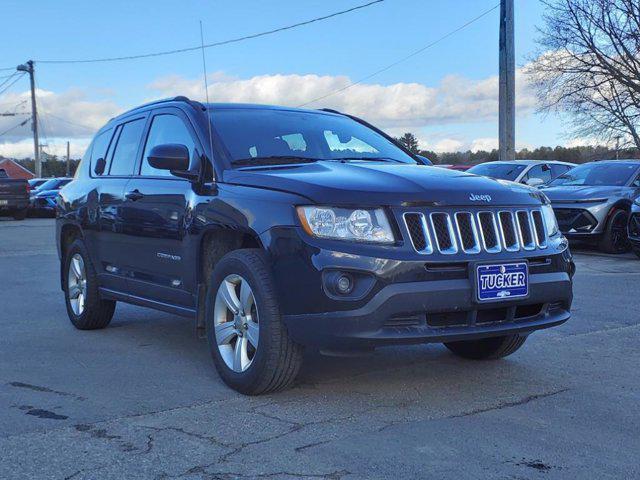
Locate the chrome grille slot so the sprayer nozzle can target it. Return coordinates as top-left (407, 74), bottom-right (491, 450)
top-left (454, 212), bottom-right (480, 253)
top-left (430, 213), bottom-right (458, 254)
top-left (498, 211), bottom-right (520, 251)
top-left (516, 210), bottom-right (536, 250)
top-left (402, 207), bottom-right (548, 255)
top-left (403, 212), bottom-right (433, 254)
top-left (477, 211), bottom-right (501, 252)
top-left (531, 210), bottom-right (547, 248)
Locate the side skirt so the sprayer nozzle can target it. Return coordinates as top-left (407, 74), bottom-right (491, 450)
top-left (99, 287), bottom-right (197, 319)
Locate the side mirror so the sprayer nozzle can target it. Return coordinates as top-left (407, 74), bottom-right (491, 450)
top-left (525, 177), bottom-right (545, 187)
top-left (148, 144), bottom-right (190, 172)
top-left (94, 157), bottom-right (106, 176)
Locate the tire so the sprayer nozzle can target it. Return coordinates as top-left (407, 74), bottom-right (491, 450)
top-left (63, 239), bottom-right (116, 330)
top-left (12, 208), bottom-right (27, 220)
top-left (598, 209), bottom-right (631, 254)
top-left (444, 334), bottom-right (527, 360)
top-left (205, 249), bottom-right (303, 395)
top-left (633, 247), bottom-right (640, 259)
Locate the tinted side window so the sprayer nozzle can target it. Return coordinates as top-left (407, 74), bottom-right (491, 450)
top-left (141, 114), bottom-right (195, 177)
top-left (524, 164), bottom-right (552, 183)
top-left (109, 118), bottom-right (146, 176)
top-left (90, 128), bottom-right (114, 176)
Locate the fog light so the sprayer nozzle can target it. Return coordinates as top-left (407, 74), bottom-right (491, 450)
top-left (335, 274), bottom-right (353, 294)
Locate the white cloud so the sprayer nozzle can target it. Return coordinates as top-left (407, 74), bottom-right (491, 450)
top-left (469, 137), bottom-right (499, 152)
top-left (149, 68), bottom-right (537, 130)
top-left (0, 138), bottom-right (91, 159)
top-left (1, 67), bottom-right (541, 158)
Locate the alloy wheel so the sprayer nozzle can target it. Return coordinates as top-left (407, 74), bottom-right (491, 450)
top-left (67, 253), bottom-right (87, 316)
top-left (213, 274), bottom-right (260, 373)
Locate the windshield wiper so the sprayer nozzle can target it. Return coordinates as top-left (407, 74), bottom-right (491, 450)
top-left (233, 155), bottom-right (319, 167)
top-left (332, 156), bottom-right (403, 163)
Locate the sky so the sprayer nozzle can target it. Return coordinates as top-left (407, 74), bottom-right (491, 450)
top-left (0, 0), bottom-right (574, 159)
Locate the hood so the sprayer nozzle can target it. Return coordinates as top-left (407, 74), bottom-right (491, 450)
top-left (223, 161), bottom-right (544, 206)
top-left (541, 185), bottom-right (631, 203)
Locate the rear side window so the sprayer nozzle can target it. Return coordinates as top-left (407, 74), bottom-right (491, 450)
top-left (109, 118), bottom-right (146, 176)
top-left (140, 114), bottom-right (195, 177)
top-left (90, 128), bottom-right (114, 176)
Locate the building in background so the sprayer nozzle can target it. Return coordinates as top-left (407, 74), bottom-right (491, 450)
top-left (0, 158), bottom-right (35, 179)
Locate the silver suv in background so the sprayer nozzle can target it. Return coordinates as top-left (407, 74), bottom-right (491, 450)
top-left (542, 160), bottom-right (640, 253)
top-left (467, 160), bottom-right (575, 187)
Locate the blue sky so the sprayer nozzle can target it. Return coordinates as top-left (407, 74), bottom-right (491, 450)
top-left (0, 0), bottom-right (569, 158)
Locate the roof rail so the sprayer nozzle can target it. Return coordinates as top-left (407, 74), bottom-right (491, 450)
top-left (110, 96), bottom-right (205, 121)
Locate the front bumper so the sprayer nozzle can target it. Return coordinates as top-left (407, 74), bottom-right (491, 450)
top-left (266, 226), bottom-right (574, 349)
top-left (283, 270), bottom-right (571, 348)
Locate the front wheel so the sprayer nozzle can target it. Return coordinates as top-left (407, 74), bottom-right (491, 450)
top-left (599, 209), bottom-right (631, 254)
top-left (444, 334), bottom-right (527, 360)
top-left (205, 249), bottom-right (302, 395)
top-left (63, 239), bottom-right (116, 330)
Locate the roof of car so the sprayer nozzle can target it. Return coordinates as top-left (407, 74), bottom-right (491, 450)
top-left (113, 97), bottom-right (338, 123)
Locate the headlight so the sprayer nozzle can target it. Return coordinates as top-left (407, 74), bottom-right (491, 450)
top-left (297, 206), bottom-right (395, 243)
top-left (541, 204), bottom-right (559, 237)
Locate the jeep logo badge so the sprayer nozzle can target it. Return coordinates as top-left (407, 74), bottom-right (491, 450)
top-left (469, 193), bottom-right (492, 202)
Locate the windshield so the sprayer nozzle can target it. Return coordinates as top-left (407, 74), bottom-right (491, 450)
top-left (210, 109), bottom-right (417, 166)
top-left (549, 163), bottom-right (639, 187)
top-left (467, 163), bottom-right (526, 181)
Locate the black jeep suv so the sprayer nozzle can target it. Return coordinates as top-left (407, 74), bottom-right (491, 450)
top-left (56, 97), bottom-right (574, 394)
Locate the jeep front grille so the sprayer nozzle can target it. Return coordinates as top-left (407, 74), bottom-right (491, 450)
top-left (403, 208), bottom-right (548, 255)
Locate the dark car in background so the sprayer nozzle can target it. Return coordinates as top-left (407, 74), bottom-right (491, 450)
top-left (56, 97), bottom-right (573, 394)
top-left (467, 160), bottom-right (575, 187)
top-left (0, 169), bottom-right (30, 220)
top-left (30, 177), bottom-right (72, 216)
top-left (542, 160), bottom-right (640, 253)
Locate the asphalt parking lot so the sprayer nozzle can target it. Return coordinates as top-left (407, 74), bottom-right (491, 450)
top-left (1, 218), bottom-right (638, 480)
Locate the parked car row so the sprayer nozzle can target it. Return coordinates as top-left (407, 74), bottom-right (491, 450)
top-left (29, 177), bottom-right (72, 216)
top-left (0, 175), bottom-right (72, 220)
top-left (462, 159), bottom-right (640, 255)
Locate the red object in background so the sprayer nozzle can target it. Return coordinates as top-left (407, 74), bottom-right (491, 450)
top-left (0, 159), bottom-right (35, 179)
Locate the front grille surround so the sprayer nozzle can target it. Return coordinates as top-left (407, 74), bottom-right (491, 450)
top-left (403, 207), bottom-right (548, 255)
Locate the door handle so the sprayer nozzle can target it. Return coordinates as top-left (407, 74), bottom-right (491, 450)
top-left (125, 190), bottom-right (144, 201)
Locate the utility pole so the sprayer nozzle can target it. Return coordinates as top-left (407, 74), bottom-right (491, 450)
top-left (499, 0), bottom-right (515, 161)
top-left (16, 60), bottom-right (40, 177)
top-left (66, 141), bottom-right (70, 176)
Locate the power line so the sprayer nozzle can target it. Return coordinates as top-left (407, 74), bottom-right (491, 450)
top-left (32, 0), bottom-right (383, 65)
top-left (0, 118), bottom-right (30, 137)
top-left (298, 3), bottom-right (500, 107)
top-left (0, 72), bottom-right (24, 94)
top-left (41, 111), bottom-right (96, 132)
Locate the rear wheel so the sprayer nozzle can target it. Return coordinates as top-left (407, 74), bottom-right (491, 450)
top-left (63, 239), bottom-right (116, 330)
top-left (599, 209), bottom-right (631, 254)
top-left (444, 334), bottom-right (527, 360)
top-left (205, 249), bottom-right (302, 395)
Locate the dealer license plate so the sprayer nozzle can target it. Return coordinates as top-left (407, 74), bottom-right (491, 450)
top-left (476, 262), bottom-right (528, 302)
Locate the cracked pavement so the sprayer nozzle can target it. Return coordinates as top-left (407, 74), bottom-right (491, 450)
top-left (1, 218), bottom-right (639, 479)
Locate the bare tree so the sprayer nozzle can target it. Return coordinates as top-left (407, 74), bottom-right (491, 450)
top-left (527, 0), bottom-right (640, 148)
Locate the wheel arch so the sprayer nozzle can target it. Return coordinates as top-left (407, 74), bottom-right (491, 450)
top-left (197, 227), bottom-right (264, 286)
top-left (59, 223), bottom-right (84, 290)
